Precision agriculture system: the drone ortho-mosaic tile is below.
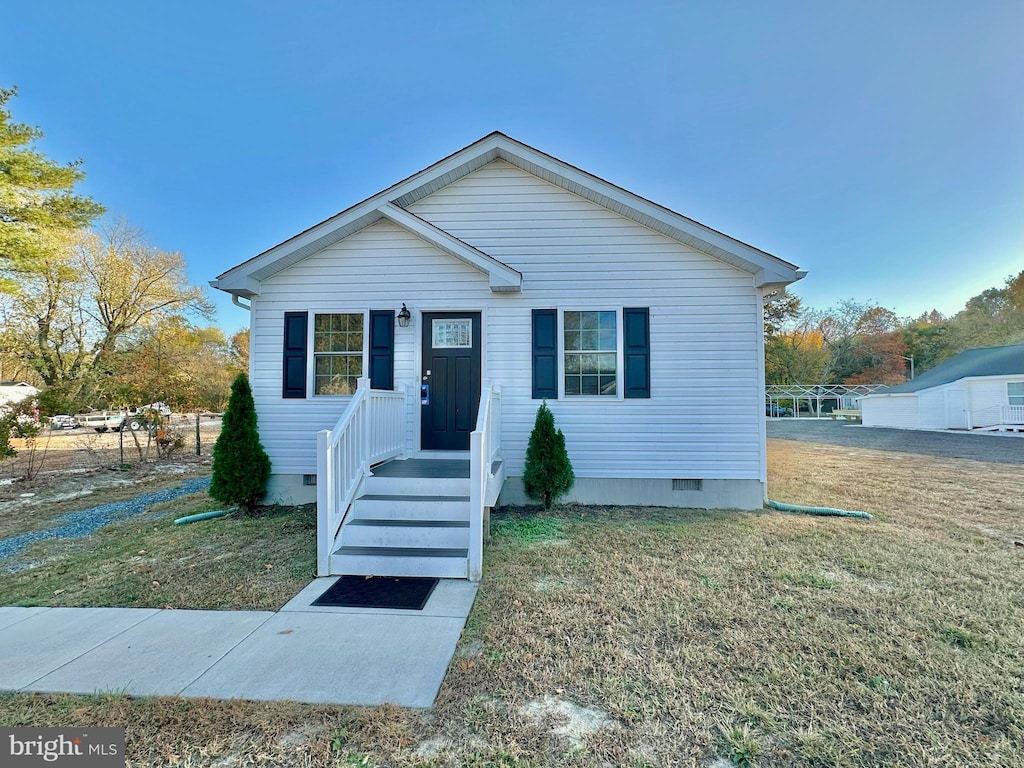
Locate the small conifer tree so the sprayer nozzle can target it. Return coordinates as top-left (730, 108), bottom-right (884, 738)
top-left (523, 401), bottom-right (574, 510)
top-left (210, 373), bottom-right (271, 513)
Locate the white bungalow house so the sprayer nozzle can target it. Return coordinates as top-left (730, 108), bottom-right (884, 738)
top-left (0, 381), bottom-right (40, 408)
top-left (211, 132), bottom-right (804, 580)
top-left (859, 343), bottom-right (1024, 431)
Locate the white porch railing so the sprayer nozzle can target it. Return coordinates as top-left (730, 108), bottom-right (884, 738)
top-left (1003, 405), bottom-right (1024, 424)
top-left (316, 377), bottom-right (407, 576)
top-left (469, 381), bottom-right (502, 582)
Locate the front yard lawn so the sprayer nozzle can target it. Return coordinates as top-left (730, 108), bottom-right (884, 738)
top-left (1, 440), bottom-right (1022, 766)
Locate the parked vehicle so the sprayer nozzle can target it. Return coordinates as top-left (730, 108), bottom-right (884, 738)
top-left (49, 414), bottom-right (79, 430)
top-left (80, 403), bottom-right (173, 433)
top-left (766, 403), bottom-right (794, 417)
top-left (79, 411), bottom-right (126, 433)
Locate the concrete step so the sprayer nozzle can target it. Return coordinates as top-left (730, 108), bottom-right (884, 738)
top-left (331, 546), bottom-right (468, 579)
top-left (351, 494), bottom-right (470, 521)
top-left (362, 475), bottom-right (469, 497)
top-left (342, 518), bottom-right (469, 548)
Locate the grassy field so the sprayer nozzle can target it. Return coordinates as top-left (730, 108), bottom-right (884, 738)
top-left (1, 439), bottom-right (1022, 767)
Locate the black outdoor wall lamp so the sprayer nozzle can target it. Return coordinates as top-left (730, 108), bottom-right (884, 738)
top-left (397, 303), bottom-right (412, 328)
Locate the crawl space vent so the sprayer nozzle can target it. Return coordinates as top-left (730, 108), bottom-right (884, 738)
top-left (672, 478), bottom-right (703, 491)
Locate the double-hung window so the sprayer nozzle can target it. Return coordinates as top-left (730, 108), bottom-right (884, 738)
top-left (313, 313), bottom-right (364, 395)
top-left (1009, 382), bottom-right (1024, 406)
top-left (564, 310), bottom-right (618, 396)
top-left (531, 307), bottom-right (649, 400)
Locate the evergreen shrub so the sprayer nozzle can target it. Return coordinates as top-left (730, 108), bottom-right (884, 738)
top-left (523, 400), bottom-right (574, 510)
top-left (210, 373), bottom-right (271, 513)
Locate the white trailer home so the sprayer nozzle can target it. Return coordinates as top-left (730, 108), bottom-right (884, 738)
top-left (211, 132), bottom-right (804, 580)
top-left (859, 343), bottom-right (1024, 431)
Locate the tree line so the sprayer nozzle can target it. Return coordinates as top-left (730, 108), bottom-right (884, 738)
top-left (765, 270), bottom-right (1024, 386)
top-left (0, 87), bottom-right (246, 415)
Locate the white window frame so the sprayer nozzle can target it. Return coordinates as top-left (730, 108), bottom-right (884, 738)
top-left (559, 307), bottom-right (624, 399)
top-left (1008, 382), bottom-right (1024, 406)
top-left (311, 310), bottom-right (368, 397)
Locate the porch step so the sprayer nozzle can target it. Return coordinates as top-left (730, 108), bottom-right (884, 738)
top-left (343, 518), bottom-right (469, 548)
top-left (351, 494), bottom-right (471, 521)
top-left (330, 546), bottom-right (469, 579)
top-left (362, 475), bottom-right (469, 496)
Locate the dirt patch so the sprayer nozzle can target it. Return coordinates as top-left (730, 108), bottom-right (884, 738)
top-left (519, 695), bottom-right (613, 748)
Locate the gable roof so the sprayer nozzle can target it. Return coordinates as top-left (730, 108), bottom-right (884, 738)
top-left (211, 132), bottom-right (803, 298)
top-left (864, 343), bottom-right (1024, 396)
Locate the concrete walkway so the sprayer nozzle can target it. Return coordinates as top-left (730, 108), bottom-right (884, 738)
top-left (0, 578), bottom-right (477, 708)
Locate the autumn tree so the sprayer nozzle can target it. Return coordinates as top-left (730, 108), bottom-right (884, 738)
top-left (945, 270), bottom-right (1024, 353)
top-left (0, 228), bottom-right (93, 387)
top-left (901, 311), bottom-right (952, 376)
top-left (765, 325), bottom-right (828, 384)
top-left (0, 87), bottom-right (103, 288)
top-left (229, 328), bottom-right (250, 374)
top-left (83, 219), bottom-right (213, 366)
top-left (111, 317), bottom-right (236, 410)
top-left (763, 289), bottom-right (802, 339)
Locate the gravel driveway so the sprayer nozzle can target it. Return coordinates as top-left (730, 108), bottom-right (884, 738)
top-left (0, 476), bottom-right (211, 569)
top-left (767, 419), bottom-right (1024, 465)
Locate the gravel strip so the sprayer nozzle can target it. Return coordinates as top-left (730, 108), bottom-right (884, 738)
top-left (767, 419), bottom-right (1024, 464)
top-left (0, 476), bottom-right (212, 566)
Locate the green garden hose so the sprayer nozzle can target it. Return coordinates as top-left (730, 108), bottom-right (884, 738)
top-left (173, 508), bottom-right (234, 525)
top-left (766, 499), bottom-right (872, 520)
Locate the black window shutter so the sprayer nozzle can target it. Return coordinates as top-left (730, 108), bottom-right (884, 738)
top-left (368, 310), bottom-right (395, 390)
top-left (282, 311), bottom-right (308, 398)
top-left (532, 308), bottom-right (558, 399)
top-left (623, 307), bottom-right (651, 398)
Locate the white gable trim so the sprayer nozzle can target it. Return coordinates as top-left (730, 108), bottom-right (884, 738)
top-left (212, 133), bottom-right (801, 296)
top-left (378, 203), bottom-right (522, 292)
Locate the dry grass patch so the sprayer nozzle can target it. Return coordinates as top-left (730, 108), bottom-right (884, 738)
top-left (0, 493), bottom-right (316, 611)
top-left (1, 438), bottom-right (1022, 766)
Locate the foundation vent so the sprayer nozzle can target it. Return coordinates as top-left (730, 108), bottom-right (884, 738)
top-left (672, 478), bottom-right (703, 491)
top-left (303, 474), bottom-right (317, 486)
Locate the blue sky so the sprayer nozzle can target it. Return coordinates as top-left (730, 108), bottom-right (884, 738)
top-left (4, 1), bottom-right (1021, 335)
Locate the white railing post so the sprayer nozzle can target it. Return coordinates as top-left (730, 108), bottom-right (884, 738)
top-left (469, 429), bottom-right (483, 581)
top-left (316, 429), bottom-right (331, 576)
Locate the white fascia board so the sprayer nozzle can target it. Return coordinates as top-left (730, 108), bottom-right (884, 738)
top-left (210, 275), bottom-right (261, 298)
top-left (379, 202), bottom-right (522, 291)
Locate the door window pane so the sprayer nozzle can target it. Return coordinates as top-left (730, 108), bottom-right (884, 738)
top-left (432, 319), bottom-right (472, 348)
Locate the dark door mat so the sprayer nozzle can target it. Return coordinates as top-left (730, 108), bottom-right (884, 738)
top-left (312, 575), bottom-right (439, 610)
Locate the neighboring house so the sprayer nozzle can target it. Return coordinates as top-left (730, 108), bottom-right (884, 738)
top-left (0, 381), bottom-right (40, 408)
top-left (859, 343), bottom-right (1024, 431)
top-left (212, 132), bottom-right (803, 579)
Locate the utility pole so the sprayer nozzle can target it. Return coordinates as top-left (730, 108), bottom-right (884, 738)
top-left (900, 355), bottom-right (915, 380)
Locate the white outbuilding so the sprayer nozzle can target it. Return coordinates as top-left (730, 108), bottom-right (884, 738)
top-left (0, 381), bottom-right (40, 408)
top-left (859, 343), bottom-right (1024, 431)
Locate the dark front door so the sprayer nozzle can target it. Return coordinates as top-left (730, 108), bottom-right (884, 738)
top-left (421, 312), bottom-right (482, 450)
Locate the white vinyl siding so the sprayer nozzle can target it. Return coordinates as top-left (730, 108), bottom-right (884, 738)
top-left (251, 159), bottom-right (764, 480)
top-left (861, 395), bottom-right (920, 428)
